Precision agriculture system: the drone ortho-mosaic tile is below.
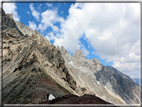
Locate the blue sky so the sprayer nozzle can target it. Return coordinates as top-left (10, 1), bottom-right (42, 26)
top-left (16, 3), bottom-right (113, 66)
top-left (3, 2), bottom-right (140, 78)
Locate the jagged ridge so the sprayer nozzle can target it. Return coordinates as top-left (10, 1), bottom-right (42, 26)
top-left (1, 8), bottom-right (140, 105)
top-left (60, 43), bottom-right (140, 104)
top-left (2, 8), bottom-right (78, 104)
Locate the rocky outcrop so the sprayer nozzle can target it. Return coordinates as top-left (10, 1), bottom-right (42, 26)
top-left (2, 8), bottom-right (140, 105)
top-left (2, 9), bottom-right (77, 104)
top-left (73, 49), bottom-right (86, 59)
top-left (104, 66), bottom-right (140, 104)
top-left (39, 94), bottom-right (114, 105)
top-left (60, 47), bottom-right (141, 105)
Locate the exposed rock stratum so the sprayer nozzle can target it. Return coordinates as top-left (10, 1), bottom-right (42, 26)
top-left (1, 8), bottom-right (140, 105)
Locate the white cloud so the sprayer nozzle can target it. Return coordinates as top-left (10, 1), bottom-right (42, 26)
top-left (46, 3), bottom-right (52, 7)
top-left (30, 3), bottom-right (40, 21)
top-left (53, 4), bottom-right (87, 53)
top-left (45, 32), bottom-right (58, 41)
top-left (27, 11), bottom-right (30, 14)
top-left (81, 44), bottom-right (89, 56)
top-left (28, 21), bottom-right (37, 30)
top-left (38, 9), bottom-right (64, 32)
top-left (3, 3), bottom-right (20, 21)
top-left (130, 76), bottom-right (138, 79)
top-left (113, 61), bottom-right (140, 77)
top-left (35, 3), bottom-right (140, 77)
top-left (38, 4), bottom-right (42, 9)
top-left (52, 3), bottom-right (140, 77)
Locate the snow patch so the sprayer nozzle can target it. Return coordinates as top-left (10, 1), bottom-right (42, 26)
top-left (69, 60), bottom-right (74, 65)
top-left (97, 81), bottom-right (99, 85)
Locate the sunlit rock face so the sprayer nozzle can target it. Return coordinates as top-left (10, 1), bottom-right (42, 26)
top-left (60, 47), bottom-right (140, 104)
top-left (2, 8), bottom-right (140, 105)
top-left (2, 8), bottom-right (77, 104)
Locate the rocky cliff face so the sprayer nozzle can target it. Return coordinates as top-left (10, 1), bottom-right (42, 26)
top-left (2, 9), bottom-right (77, 104)
top-left (60, 47), bottom-right (140, 104)
top-left (2, 8), bottom-right (140, 105)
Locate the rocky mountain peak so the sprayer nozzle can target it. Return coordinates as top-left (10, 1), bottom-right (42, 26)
top-left (2, 8), bottom-right (140, 105)
top-left (60, 46), bottom-right (68, 55)
top-left (1, 8), bottom-right (13, 19)
top-left (1, 8), bottom-right (6, 16)
top-left (92, 58), bottom-right (101, 68)
top-left (7, 13), bottom-right (13, 19)
top-left (73, 49), bottom-right (86, 59)
top-left (2, 9), bottom-right (78, 104)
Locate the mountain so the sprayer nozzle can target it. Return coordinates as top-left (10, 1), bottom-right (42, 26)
top-left (1, 8), bottom-right (140, 105)
top-left (131, 77), bottom-right (142, 88)
top-left (2, 9), bottom-right (77, 104)
top-left (60, 47), bottom-right (140, 104)
top-left (133, 78), bottom-right (140, 85)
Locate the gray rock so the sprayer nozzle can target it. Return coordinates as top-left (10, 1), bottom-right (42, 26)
top-left (2, 8), bottom-right (140, 105)
top-left (73, 49), bottom-right (86, 59)
top-left (2, 9), bottom-right (78, 104)
top-left (60, 47), bottom-right (140, 104)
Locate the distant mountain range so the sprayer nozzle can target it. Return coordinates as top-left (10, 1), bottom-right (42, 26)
top-left (1, 8), bottom-right (141, 105)
top-left (131, 77), bottom-right (141, 86)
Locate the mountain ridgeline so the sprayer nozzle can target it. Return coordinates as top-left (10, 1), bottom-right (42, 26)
top-left (2, 8), bottom-right (140, 105)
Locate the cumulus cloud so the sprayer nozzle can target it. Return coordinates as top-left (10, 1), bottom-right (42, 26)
top-left (48, 3), bottom-right (140, 77)
top-left (30, 3), bottom-right (40, 20)
top-left (28, 21), bottom-right (37, 30)
top-left (45, 32), bottom-right (58, 41)
top-left (3, 3), bottom-right (20, 21)
top-left (113, 61), bottom-right (140, 77)
top-left (53, 4), bottom-right (86, 53)
top-left (38, 9), bottom-right (64, 32)
top-left (80, 44), bottom-right (89, 56)
top-left (36, 3), bottom-right (140, 77)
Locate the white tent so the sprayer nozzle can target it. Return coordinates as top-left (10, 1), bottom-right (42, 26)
top-left (48, 93), bottom-right (55, 100)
